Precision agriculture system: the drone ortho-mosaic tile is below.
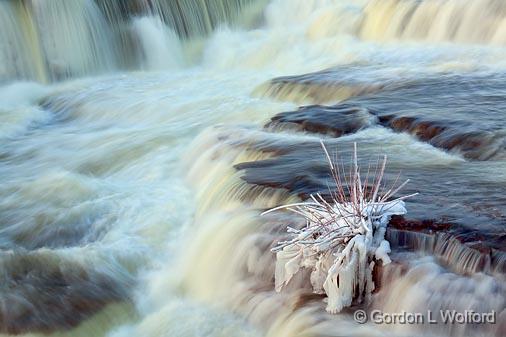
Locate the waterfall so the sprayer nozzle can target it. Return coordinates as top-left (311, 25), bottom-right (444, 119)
top-left (0, 0), bottom-right (116, 82)
top-left (131, 17), bottom-right (184, 71)
top-left (6, 0), bottom-right (506, 84)
top-left (32, 0), bottom-right (117, 81)
top-left (148, 0), bottom-right (265, 37)
top-left (2, 0), bottom-right (506, 336)
top-left (359, 0), bottom-right (506, 44)
top-left (0, 1), bottom-right (47, 82)
top-left (0, 0), bottom-right (262, 83)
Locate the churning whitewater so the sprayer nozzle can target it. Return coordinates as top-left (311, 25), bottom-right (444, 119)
top-left (0, 0), bottom-right (505, 337)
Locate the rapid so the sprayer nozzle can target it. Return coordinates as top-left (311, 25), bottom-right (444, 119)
top-left (0, 0), bottom-right (505, 337)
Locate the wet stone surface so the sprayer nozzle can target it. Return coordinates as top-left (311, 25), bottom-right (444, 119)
top-left (0, 250), bottom-right (132, 334)
top-left (266, 72), bottom-right (506, 160)
top-left (224, 127), bottom-right (506, 273)
top-left (266, 104), bottom-right (377, 137)
top-left (240, 71), bottom-right (506, 277)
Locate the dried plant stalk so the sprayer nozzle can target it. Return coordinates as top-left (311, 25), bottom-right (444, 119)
top-left (262, 141), bottom-right (417, 313)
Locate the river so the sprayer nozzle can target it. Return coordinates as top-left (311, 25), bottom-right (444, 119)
top-left (0, 1), bottom-right (505, 337)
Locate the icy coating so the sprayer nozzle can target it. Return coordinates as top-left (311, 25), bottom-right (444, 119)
top-left (265, 142), bottom-right (414, 313)
top-left (1, 0), bottom-right (506, 337)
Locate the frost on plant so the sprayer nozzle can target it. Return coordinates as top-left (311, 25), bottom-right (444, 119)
top-left (262, 141), bottom-right (417, 314)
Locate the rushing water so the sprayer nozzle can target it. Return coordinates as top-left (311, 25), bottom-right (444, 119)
top-left (1, 0), bottom-right (505, 337)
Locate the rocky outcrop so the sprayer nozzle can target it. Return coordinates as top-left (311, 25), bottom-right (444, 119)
top-left (0, 250), bottom-right (132, 334)
top-left (264, 72), bottom-right (506, 160)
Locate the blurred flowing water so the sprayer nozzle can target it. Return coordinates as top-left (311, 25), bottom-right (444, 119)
top-left (0, 1), bottom-right (505, 337)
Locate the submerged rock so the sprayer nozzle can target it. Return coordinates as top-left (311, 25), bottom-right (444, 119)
top-left (264, 71), bottom-right (506, 160)
top-left (223, 128), bottom-right (506, 276)
top-left (183, 126), bottom-right (505, 337)
top-left (0, 250), bottom-right (132, 334)
top-left (266, 104), bottom-right (377, 136)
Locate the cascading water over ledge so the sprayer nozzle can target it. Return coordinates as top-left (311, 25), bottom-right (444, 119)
top-left (174, 126), bottom-right (506, 337)
top-left (263, 141), bottom-right (416, 314)
top-left (1, 0), bottom-right (506, 336)
top-left (0, 0), bottom-right (264, 82)
top-left (262, 71), bottom-right (506, 160)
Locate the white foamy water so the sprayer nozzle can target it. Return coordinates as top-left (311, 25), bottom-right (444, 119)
top-left (0, 0), bottom-right (505, 337)
top-left (132, 17), bottom-right (184, 71)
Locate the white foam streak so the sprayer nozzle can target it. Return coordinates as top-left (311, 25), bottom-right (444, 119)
top-left (132, 17), bottom-right (184, 71)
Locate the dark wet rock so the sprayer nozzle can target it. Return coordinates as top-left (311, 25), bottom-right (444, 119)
top-left (389, 215), bottom-right (453, 232)
top-left (266, 104), bottom-right (377, 136)
top-left (234, 136), bottom-right (505, 236)
top-left (267, 105), bottom-right (505, 160)
top-left (264, 72), bottom-right (506, 160)
top-left (379, 115), bottom-right (504, 160)
top-left (225, 131), bottom-right (506, 276)
top-left (0, 250), bottom-right (132, 334)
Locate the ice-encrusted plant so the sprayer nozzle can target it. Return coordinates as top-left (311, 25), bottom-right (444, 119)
top-left (262, 141), bottom-right (417, 313)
